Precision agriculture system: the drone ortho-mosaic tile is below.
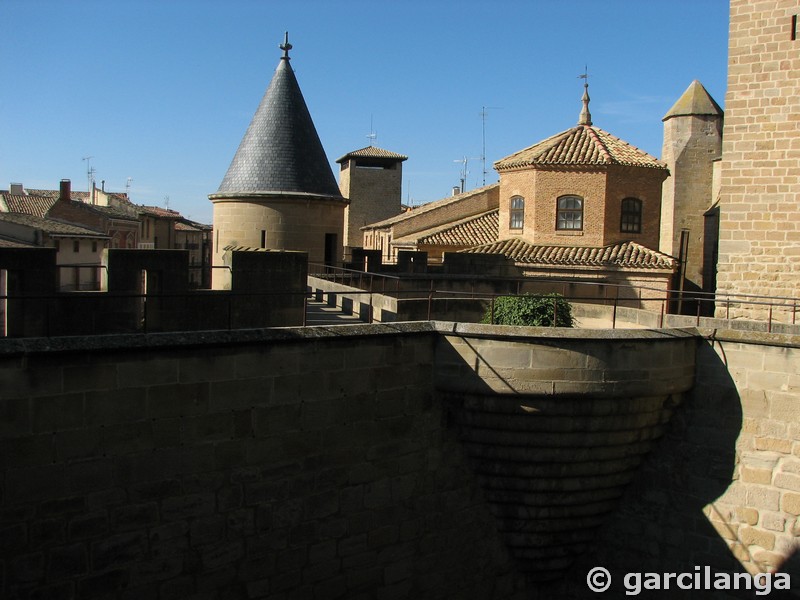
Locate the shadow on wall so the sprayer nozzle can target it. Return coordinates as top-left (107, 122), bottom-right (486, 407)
top-left (562, 339), bottom-right (798, 599)
top-left (433, 328), bottom-right (697, 590)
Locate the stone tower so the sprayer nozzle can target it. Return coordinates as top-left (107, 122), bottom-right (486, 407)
top-left (716, 1), bottom-right (800, 318)
top-left (209, 33), bottom-right (346, 289)
top-left (336, 146), bottom-right (407, 256)
top-left (660, 80), bottom-right (723, 298)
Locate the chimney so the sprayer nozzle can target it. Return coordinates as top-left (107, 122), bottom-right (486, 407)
top-left (9, 183), bottom-right (24, 195)
top-left (59, 179), bottom-right (71, 202)
top-left (452, 186), bottom-right (461, 197)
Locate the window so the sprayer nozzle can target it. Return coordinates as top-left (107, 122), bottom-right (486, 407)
top-left (509, 196), bottom-right (525, 229)
top-left (73, 240), bottom-right (80, 253)
top-left (620, 198), bottom-right (643, 234)
top-left (92, 241), bottom-right (98, 253)
top-left (556, 196), bottom-right (583, 230)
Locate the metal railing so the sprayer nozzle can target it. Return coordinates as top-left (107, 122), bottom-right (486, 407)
top-left (308, 262), bottom-right (800, 331)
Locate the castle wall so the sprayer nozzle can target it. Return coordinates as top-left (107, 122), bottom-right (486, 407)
top-left (0, 325), bottom-right (528, 600)
top-left (716, 0), bottom-right (800, 317)
top-left (563, 328), bottom-right (800, 598)
top-left (1, 323), bottom-right (796, 598)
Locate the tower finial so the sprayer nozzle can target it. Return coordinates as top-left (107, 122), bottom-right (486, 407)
top-left (578, 66), bottom-right (592, 126)
top-left (280, 31), bottom-right (292, 60)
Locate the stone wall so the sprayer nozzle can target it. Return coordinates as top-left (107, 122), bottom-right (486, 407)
top-left (660, 110), bottom-right (723, 293)
top-left (339, 159), bottom-right (403, 251)
top-left (1, 321), bottom-right (797, 599)
top-left (562, 328), bottom-right (800, 598)
top-left (0, 325), bottom-right (527, 600)
top-left (211, 197), bottom-right (345, 288)
top-left (716, 0), bottom-right (800, 317)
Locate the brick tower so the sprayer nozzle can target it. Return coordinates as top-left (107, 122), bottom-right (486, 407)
top-left (660, 80), bottom-right (723, 300)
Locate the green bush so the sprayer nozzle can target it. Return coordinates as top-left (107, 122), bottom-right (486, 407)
top-left (483, 293), bottom-right (574, 327)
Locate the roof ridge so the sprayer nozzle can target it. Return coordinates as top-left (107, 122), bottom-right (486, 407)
top-left (362, 183), bottom-right (499, 230)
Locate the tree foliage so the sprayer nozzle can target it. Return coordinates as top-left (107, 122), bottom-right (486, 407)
top-left (483, 293), bottom-right (574, 327)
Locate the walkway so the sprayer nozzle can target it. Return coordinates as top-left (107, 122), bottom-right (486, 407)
top-left (304, 299), bottom-right (365, 326)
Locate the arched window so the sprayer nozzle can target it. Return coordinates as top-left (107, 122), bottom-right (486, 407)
top-left (620, 198), bottom-right (643, 233)
top-left (510, 196), bottom-right (524, 229)
top-left (556, 195), bottom-right (583, 230)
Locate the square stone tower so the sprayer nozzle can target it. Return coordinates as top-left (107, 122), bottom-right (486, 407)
top-left (716, 1), bottom-right (800, 317)
top-left (337, 146), bottom-right (407, 257)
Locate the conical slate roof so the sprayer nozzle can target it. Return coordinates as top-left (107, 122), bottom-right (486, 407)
top-left (214, 39), bottom-right (342, 200)
top-left (663, 80), bottom-right (723, 121)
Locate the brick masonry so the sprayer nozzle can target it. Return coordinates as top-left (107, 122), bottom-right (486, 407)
top-left (497, 165), bottom-right (665, 250)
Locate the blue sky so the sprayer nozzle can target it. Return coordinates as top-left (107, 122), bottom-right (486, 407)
top-left (1, 0), bottom-right (729, 224)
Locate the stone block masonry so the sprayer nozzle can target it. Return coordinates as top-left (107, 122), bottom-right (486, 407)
top-left (563, 328), bottom-right (800, 598)
top-left (716, 0), bottom-right (800, 316)
top-left (0, 322), bottom-right (795, 598)
top-left (0, 324), bottom-right (528, 600)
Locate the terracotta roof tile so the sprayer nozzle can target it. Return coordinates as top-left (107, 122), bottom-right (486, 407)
top-left (1, 194), bottom-right (58, 217)
top-left (363, 183), bottom-right (500, 230)
top-left (463, 239), bottom-right (676, 270)
top-left (393, 209), bottom-right (498, 247)
top-left (138, 205), bottom-right (182, 218)
top-left (336, 145), bottom-right (408, 163)
top-left (494, 125), bottom-right (666, 171)
top-left (0, 213), bottom-right (108, 237)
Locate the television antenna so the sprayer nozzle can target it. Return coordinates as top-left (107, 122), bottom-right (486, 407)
top-left (82, 156), bottom-right (96, 192)
top-left (480, 106), bottom-right (501, 186)
top-left (454, 156), bottom-right (480, 194)
top-left (164, 195), bottom-right (170, 210)
top-left (125, 177), bottom-right (133, 197)
top-left (366, 115), bottom-right (377, 145)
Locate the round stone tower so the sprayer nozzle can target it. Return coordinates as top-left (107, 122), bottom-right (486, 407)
top-left (209, 33), bottom-right (347, 289)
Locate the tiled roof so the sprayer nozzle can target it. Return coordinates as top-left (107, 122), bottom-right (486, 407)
top-left (214, 51), bottom-right (343, 200)
top-left (138, 205), bottom-right (182, 218)
top-left (463, 239), bottom-right (676, 270)
top-left (0, 213), bottom-right (108, 237)
top-left (27, 189), bottom-right (92, 202)
top-left (494, 125), bottom-right (667, 171)
top-left (85, 204), bottom-right (139, 221)
top-left (28, 188), bottom-right (133, 205)
top-left (1, 194), bottom-right (58, 217)
top-left (175, 221), bottom-right (201, 232)
top-left (336, 145), bottom-right (408, 163)
top-left (0, 237), bottom-right (35, 248)
top-left (363, 183), bottom-right (500, 230)
top-left (663, 80), bottom-right (723, 120)
top-left (393, 209), bottom-right (498, 247)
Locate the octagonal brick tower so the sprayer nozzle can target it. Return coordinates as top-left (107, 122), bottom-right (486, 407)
top-left (209, 33), bottom-right (346, 289)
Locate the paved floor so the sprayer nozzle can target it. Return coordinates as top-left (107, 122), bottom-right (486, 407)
top-left (304, 299), bottom-right (365, 326)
